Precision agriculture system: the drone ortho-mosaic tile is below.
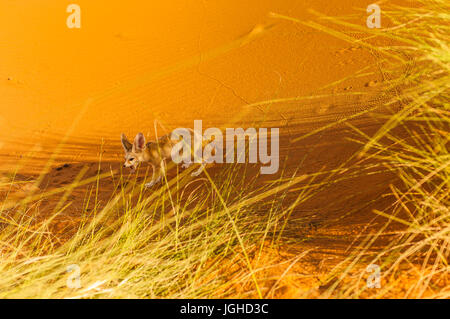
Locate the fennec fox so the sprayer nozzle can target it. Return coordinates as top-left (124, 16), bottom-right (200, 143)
top-left (121, 132), bottom-right (203, 188)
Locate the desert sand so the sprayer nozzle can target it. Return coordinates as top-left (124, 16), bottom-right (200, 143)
top-left (0, 0), bottom-right (420, 297)
top-left (0, 0), bottom-right (396, 171)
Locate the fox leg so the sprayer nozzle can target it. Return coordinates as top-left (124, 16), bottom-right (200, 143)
top-left (180, 146), bottom-right (193, 169)
top-left (191, 138), bottom-right (216, 176)
top-left (145, 161), bottom-right (166, 188)
top-left (181, 162), bottom-right (191, 169)
top-left (191, 157), bottom-right (208, 177)
top-left (182, 151), bottom-right (208, 177)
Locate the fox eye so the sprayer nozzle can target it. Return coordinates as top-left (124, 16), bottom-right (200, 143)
top-left (129, 158), bottom-right (135, 161)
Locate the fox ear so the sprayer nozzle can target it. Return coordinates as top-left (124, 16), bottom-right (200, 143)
top-left (121, 133), bottom-right (132, 152)
top-left (133, 132), bottom-right (146, 152)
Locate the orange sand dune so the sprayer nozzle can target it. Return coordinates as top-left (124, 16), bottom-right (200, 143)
top-left (0, 1), bottom-right (427, 298)
top-left (0, 0), bottom-right (396, 173)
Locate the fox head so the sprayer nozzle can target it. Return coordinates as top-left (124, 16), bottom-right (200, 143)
top-left (121, 132), bottom-right (147, 171)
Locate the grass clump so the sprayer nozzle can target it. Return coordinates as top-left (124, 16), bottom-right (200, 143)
top-left (273, 0), bottom-right (449, 297)
top-left (0, 162), bottom-right (310, 298)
